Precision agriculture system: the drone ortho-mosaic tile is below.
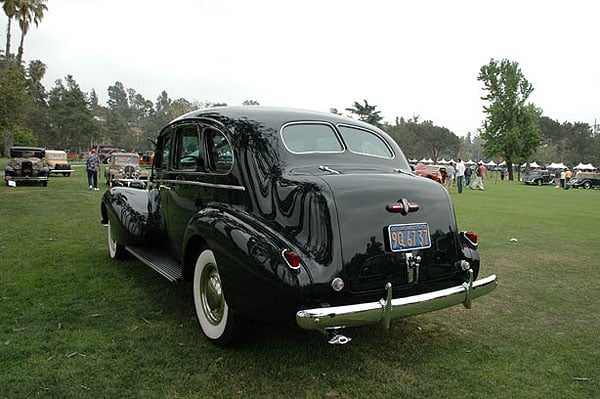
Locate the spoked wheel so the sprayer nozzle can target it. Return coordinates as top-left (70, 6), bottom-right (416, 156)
top-left (107, 220), bottom-right (127, 259)
top-left (193, 248), bottom-right (238, 346)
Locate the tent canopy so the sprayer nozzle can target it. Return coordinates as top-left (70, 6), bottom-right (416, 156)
top-left (547, 162), bottom-right (567, 169)
top-left (574, 162), bottom-right (596, 170)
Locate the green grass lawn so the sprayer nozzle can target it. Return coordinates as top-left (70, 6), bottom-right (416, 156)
top-left (1, 169), bottom-right (598, 398)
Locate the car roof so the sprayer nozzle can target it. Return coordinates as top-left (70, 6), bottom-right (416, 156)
top-left (11, 146), bottom-right (45, 151)
top-left (170, 106), bottom-right (383, 133)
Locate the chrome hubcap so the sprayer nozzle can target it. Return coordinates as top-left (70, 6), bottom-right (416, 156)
top-left (200, 264), bottom-right (224, 325)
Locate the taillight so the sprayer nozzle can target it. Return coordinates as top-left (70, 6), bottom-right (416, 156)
top-left (461, 231), bottom-right (478, 248)
top-left (282, 249), bottom-right (300, 270)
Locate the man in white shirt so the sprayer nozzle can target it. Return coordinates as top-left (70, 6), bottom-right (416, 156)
top-left (455, 158), bottom-right (466, 193)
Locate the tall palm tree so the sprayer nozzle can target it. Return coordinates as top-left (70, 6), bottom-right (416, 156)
top-left (1, 0), bottom-right (19, 67)
top-left (16, 0), bottom-right (48, 65)
top-left (27, 58), bottom-right (46, 97)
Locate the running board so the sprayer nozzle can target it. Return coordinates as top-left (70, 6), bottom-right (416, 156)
top-left (125, 245), bottom-right (183, 283)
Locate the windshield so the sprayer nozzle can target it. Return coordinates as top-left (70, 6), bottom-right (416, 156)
top-left (113, 155), bottom-right (139, 165)
top-left (46, 152), bottom-right (66, 160)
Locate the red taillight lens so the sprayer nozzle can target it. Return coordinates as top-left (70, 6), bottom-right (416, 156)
top-left (282, 249), bottom-right (300, 270)
top-left (465, 232), bottom-right (478, 244)
top-left (461, 231), bottom-right (478, 248)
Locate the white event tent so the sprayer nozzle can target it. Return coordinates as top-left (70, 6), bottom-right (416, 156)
top-left (573, 163), bottom-right (596, 171)
top-left (547, 162), bottom-right (567, 169)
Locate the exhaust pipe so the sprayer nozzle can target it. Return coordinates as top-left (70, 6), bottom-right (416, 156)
top-left (327, 331), bottom-right (352, 345)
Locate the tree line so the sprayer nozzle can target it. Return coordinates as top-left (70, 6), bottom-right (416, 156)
top-left (1, 2), bottom-right (598, 178)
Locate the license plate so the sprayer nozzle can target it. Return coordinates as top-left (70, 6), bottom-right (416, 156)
top-left (388, 223), bottom-right (431, 252)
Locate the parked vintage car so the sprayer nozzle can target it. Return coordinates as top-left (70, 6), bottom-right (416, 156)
top-left (98, 146), bottom-right (125, 164)
top-left (104, 152), bottom-right (149, 186)
top-left (4, 146), bottom-right (50, 186)
top-left (139, 150), bottom-right (155, 166)
top-left (566, 171), bottom-right (600, 189)
top-left (100, 107), bottom-right (497, 346)
top-left (414, 163), bottom-right (446, 183)
top-left (45, 149), bottom-right (74, 177)
top-left (521, 169), bottom-right (554, 186)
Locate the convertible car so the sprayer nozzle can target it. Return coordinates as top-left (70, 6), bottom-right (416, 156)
top-left (100, 106), bottom-right (497, 345)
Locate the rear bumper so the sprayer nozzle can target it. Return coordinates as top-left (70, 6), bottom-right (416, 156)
top-left (296, 271), bottom-right (497, 331)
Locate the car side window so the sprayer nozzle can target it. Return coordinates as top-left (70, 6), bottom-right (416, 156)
top-left (174, 125), bottom-right (202, 171)
top-left (337, 125), bottom-right (393, 158)
top-left (155, 128), bottom-right (173, 170)
top-left (281, 123), bottom-right (343, 153)
top-left (206, 128), bottom-right (233, 173)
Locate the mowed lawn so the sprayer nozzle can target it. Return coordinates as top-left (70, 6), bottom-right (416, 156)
top-left (0, 167), bottom-right (598, 399)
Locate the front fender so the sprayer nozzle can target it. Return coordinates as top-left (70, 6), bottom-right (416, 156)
top-left (184, 205), bottom-right (313, 320)
top-left (101, 187), bottom-right (165, 246)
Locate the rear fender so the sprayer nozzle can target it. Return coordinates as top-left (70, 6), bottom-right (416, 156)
top-left (183, 206), bottom-right (313, 319)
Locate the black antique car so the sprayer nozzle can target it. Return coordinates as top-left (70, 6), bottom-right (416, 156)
top-left (566, 171), bottom-right (600, 189)
top-left (100, 107), bottom-right (497, 345)
top-left (4, 146), bottom-right (50, 186)
top-left (521, 169), bottom-right (554, 186)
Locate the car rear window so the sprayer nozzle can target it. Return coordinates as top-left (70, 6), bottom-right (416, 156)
top-left (337, 125), bottom-right (393, 158)
top-left (281, 123), bottom-right (343, 153)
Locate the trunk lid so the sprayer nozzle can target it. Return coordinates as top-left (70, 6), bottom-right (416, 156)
top-left (319, 169), bottom-right (461, 293)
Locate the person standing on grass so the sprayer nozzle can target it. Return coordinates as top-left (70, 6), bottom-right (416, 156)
top-left (465, 163), bottom-right (472, 186)
top-left (470, 162), bottom-right (485, 190)
top-left (445, 162), bottom-right (455, 189)
top-left (86, 148), bottom-right (100, 191)
top-left (455, 158), bottom-right (465, 193)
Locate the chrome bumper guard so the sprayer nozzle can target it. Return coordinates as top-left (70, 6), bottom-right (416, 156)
top-left (296, 270), bottom-right (497, 331)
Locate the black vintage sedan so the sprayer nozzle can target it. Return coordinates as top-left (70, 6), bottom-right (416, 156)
top-left (522, 169), bottom-right (554, 186)
top-left (100, 107), bottom-right (497, 345)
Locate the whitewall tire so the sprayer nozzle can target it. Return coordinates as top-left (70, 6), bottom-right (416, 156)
top-left (193, 248), bottom-right (237, 345)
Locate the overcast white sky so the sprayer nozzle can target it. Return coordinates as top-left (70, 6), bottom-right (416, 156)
top-left (5, 0), bottom-right (599, 135)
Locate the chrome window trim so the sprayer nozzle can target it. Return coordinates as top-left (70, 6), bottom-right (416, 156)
top-left (280, 121), bottom-right (346, 154)
top-left (156, 178), bottom-right (246, 191)
top-left (336, 123), bottom-right (395, 160)
top-left (202, 125), bottom-right (235, 175)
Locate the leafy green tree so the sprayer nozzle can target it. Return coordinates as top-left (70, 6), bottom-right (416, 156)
top-left (242, 99), bottom-right (260, 106)
top-left (155, 90), bottom-right (171, 115)
top-left (47, 75), bottom-right (98, 151)
top-left (0, 65), bottom-right (29, 155)
top-left (88, 89), bottom-right (99, 110)
top-left (15, 0), bottom-right (47, 65)
top-left (107, 81), bottom-right (129, 120)
top-left (23, 60), bottom-right (51, 145)
top-left (345, 99), bottom-right (383, 127)
top-left (384, 116), bottom-right (460, 161)
top-left (478, 58), bottom-right (542, 180)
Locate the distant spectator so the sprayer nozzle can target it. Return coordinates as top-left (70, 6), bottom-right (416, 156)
top-left (465, 164), bottom-right (473, 186)
top-left (565, 169), bottom-right (572, 183)
top-left (86, 149), bottom-right (100, 191)
top-left (455, 159), bottom-right (465, 194)
top-left (470, 162), bottom-right (485, 190)
top-left (445, 162), bottom-right (455, 189)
